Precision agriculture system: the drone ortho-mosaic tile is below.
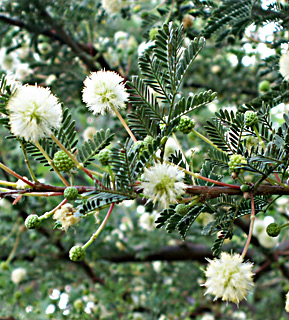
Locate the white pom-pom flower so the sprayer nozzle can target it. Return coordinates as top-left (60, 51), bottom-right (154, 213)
top-left (11, 267), bottom-right (27, 284)
top-left (139, 162), bottom-right (186, 208)
top-left (7, 85), bottom-right (62, 141)
top-left (82, 70), bottom-right (129, 115)
top-left (101, 0), bottom-right (123, 14)
top-left (285, 291), bottom-right (289, 313)
top-left (279, 51), bottom-right (289, 81)
top-left (203, 252), bottom-right (254, 304)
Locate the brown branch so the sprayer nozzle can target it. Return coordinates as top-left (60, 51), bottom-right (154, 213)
top-left (0, 13), bottom-right (110, 71)
top-left (186, 184), bottom-right (289, 200)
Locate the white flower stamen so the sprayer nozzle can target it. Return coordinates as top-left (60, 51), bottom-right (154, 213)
top-left (139, 162), bottom-right (187, 208)
top-left (82, 70), bottom-right (129, 115)
top-left (203, 252), bottom-right (254, 305)
top-left (7, 85), bottom-right (62, 141)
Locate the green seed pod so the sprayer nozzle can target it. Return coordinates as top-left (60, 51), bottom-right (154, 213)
top-left (53, 151), bottom-right (75, 172)
top-left (244, 111), bottom-right (258, 127)
top-left (64, 187), bottom-right (79, 200)
top-left (69, 246), bottom-right (85, 261)
top-left (258, 80), bottom-right (270, 93)
top-left (98, 149), bottom-right (111, 166)
top-left (25, 214), bottom-right (41, 229)
top-left (177, 116), bottom-right (195, 134)
top-left (175, 204), bottom-right (189, 216)
top-left (266, 223), bottom-right (281, 237)
top-left (240, 184), bottom-right (250, 192)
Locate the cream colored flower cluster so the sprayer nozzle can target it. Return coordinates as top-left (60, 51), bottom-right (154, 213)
top-left (139, 162), bottom-right (187, 208)
top-left (203, 252), bottom-right (254, 304)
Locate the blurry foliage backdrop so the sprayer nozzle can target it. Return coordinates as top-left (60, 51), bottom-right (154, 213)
top-left (1, 0), bottom-right (289, 319)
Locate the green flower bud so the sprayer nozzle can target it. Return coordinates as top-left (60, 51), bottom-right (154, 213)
top-left (266, 223), bottom-right (281, 237)
top-left (175, 204), bottom-right (189, 216)
top-left (64, 187), bottom-right (79, 200)
top-left (25, 214), bottom-right (41, 229)
top-left (53, 151), bottom-right (75, 172)
top-left (74, 299), bottom-right (84, 311)
top-left (143, 135), bottom-right (154, 146)
top-left (14, 291), bottom-right (21, 300)
top-left (149, 28), bottom-right (158, 41)
top-left (69, 246), bottom-right (85, 261)
top-left (0, 261), bottom-right (9, 270)
top-left (244, 111), bottom-right (258, 127)
top-left (228, 154), bottom-right (247, 172)
top-left (177, 116), bottom-right (195, 134)
top-left (240, 184), bottom-right (250, 192)
top-left (98, 149), bottom-right (111, 166)
top-left (258, 80), bottom-right (270, 93)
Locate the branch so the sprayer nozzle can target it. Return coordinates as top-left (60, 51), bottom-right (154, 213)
top-left (0, 13), bottom-right (110, 71)
top-left (186, 184), bottom-right (289, 199)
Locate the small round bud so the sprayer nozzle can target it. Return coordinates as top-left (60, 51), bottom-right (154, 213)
top-left (140, 11), bottom-right (149, 18)
top-left (266, 223), bottom-right (281, 237)
top-left (74, 299), bottom-right (84, 311)
top-left (53, 151), bottom-right (75, 172)
top-left (149, 28), bottom-right (158, 41)
top-left (231, 172), bottom-right (238, 179)
top-left (244, 111), bottom-right (258, 127)
top-left (14, 291), bottom-right (22, 300)
top-left (143, 135), bottom-right (154, 146)
top-left (0, 261), bottom-right (9, 270)
top-left (161, 136), bottom-right (168, 145)
top-left (182, 14), bottom-right (194, 29)
top-left (243, 192), bottom-right (250, 199)
top-left (175, 204), bottom-right (189, 216)
top-left (98, 149), bottom-right (111, 166)
top-left (228, 154), bottom-right (247, 172)
top-left (64, 187), bottom-right (79, 200)
top-left (177, 116), bottom-right (195, 134)
top-left (69, 246), bottom-right (85, 261)
top-left (240, 184), bottom-right (250, 192)
top-left (258, 80), bottom-right (270, 93)
top-left (25, 214), bottom-right (41, 229)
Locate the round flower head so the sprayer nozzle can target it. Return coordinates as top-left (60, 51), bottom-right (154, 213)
top-left (101, 0), bottom-right (123, 14)
top-left (82, 70), bottom-right (129, 115)
top-left (203, 252), bottom-right (254, 304)
top-left (279, 51), bottom-right (289, 81)
top-left (140, 162), bottom-right (187, 208)
top-left (11, 267), bottom-right (27, 284)
top-left (7, 85), bottom-right (62, 141)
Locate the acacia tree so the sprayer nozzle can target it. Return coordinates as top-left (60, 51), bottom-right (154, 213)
top-left (1, 0), bottom-right (289, 319)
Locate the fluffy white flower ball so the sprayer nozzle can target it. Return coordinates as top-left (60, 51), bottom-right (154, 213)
top-left (82, 70), bottom-right (129, 115)
top-left (101, 0), bottom-right (122, 14)
top-left (7, 85), bottom-right (62, 141)
top-left (11, 267), bottom-right (27, 284)
top-left (279, 51), bottom-right (289, 81)
top-left (203, 252), bottom-right (254, 304)
top-left (140, 162), bottom-right (186, 208)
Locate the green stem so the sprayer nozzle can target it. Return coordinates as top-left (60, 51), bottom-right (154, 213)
top-left (253, 125), bottom-right (265, 151)
top-left (34, 141), bottom-right (70, 187)
top-left (0, 162), bottom-right (34, 187)
top-left (110, 106), bottom-right (137, 142)
top-left (191, 129), bottom-right (227, 154)
top-left (19, 140), bottom-right (38, 182)
top-left (39, 199), bottom-right (68, 220)
top-left (280, 222), bottom-right (289, 230)
top-left (0, 180), bottom-right (17, 188)
top-left (82, 203), bottom-right (115, 250)
top-left (241, 193), bottom-right (255, 259)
